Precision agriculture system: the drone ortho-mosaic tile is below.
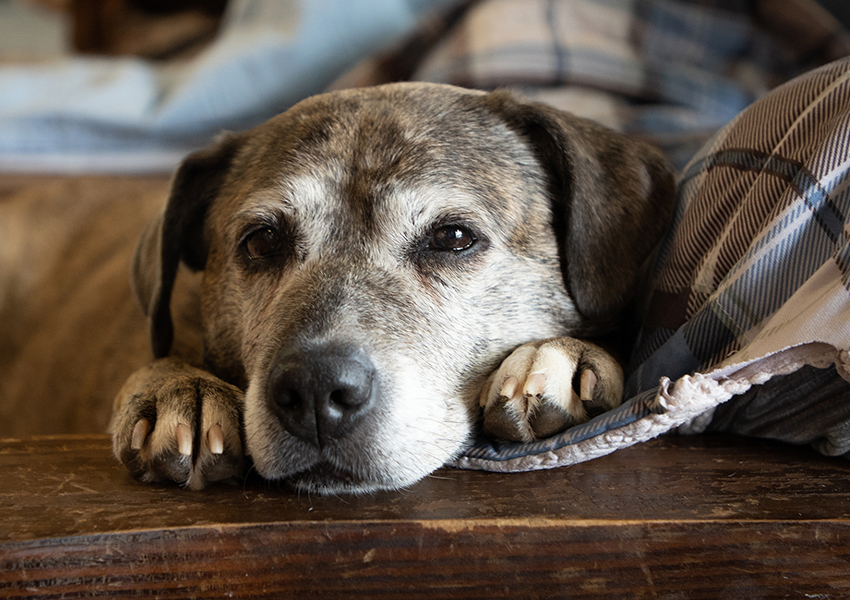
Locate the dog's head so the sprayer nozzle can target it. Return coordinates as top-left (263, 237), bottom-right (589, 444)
top-left (133, 83), bottom-right (674, 493)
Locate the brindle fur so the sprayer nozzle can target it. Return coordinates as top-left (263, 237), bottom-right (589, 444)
top-left (0, 83), bottom-right (674, 494)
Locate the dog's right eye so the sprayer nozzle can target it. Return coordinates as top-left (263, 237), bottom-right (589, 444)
top-left (243, 227), bottom-right (284, 260)
top-left (430, 225), bottom-right (476, 252)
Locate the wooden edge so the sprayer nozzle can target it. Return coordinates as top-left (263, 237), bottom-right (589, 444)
top-left (3, 519), bottom-right (850, 598)
top-left (3, 434), bottom-right (850, 598)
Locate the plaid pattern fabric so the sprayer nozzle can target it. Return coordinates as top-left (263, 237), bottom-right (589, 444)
top-left (629, 57), bottom-right (850, 395)
top-left (456, 57), bottom-right (850, 470)
top-left (335, 0), bottom-right (850, 168)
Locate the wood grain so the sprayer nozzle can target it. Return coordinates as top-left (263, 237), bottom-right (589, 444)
top-left (2, 434), bottom-right (850, 598)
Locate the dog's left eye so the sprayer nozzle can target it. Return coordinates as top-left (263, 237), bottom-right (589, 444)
top-left (243, 227), bottom-right (284, 260)
top-left (430, 225), bottom-right (477, 252)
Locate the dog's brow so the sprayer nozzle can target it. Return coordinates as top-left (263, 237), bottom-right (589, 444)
top-left (281, 173), bottom-right (337, 202)
top-left (234, 173), bottom-right (327, 221)
top-left (233, 195), bottom-right (293, 224)
top-left (391, 182), bottom-right (492, 230)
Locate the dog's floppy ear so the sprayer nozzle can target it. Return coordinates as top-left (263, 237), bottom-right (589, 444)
top-left (133, 133), bottom-right (244, 358)
top-left (481, 91), bottom-right (675, 327)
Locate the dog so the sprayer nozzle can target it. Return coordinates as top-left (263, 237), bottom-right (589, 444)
top-left (0, 82), bottom-right (674, 494)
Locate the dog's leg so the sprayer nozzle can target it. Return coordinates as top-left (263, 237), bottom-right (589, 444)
top-left (479, 339), bottom-right (623, 442)
top-left (110, 358), bottom-right (245, 489)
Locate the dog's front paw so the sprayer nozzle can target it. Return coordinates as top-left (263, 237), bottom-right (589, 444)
top-left (110, 358), bottom-right (245, 490)
top-left (479, 338), bottom-right (623, 442)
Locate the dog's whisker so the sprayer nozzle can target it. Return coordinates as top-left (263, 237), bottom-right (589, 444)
top-left (424, 473), bottom-right (457, 482)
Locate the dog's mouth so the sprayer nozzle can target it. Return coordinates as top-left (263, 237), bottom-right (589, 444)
top-left (243, 348), bottom-right (473, 495)
top-left (285, 461), bottom-right (378, 494)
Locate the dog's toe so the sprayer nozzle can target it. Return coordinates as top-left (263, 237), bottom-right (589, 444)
top-left (480, 338), bottom-right (623, 442)
top-left (481, 381), bottom-right (536, 442)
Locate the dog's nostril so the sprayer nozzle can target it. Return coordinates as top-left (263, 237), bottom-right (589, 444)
top-left (328, 372), bottom-right (373, 409)
top-left (329, 389), bottom-right (346, 407)
top-left (329, 388), bottom-right (356, 409)
top-left (276, 388), bottom-right (301, 408)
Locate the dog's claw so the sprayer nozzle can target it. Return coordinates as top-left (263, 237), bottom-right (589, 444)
top-left (131, 418), bottom-right (150, 450)
top-left (208, 424), bottom-right (224, 455)
top-left (499, 375), bottom-right (520, 400)
top-left (176, 422), bottom-right (193, 456)
top-left (523, 372), bottom-right (546, 398)
top-left (580, 369), bottom-right (597, 402)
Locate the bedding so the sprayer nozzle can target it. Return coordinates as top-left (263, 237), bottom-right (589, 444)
top-left (0, 0), bottom-right (454, 172)
top-left (2, 0), bottom-right (846, 172)
top-left (455, 57), bottom-right (850, 471)
top-left (335, 0), bottom-right (850, 169)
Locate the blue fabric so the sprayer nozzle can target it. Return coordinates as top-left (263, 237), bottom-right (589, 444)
top-left (0, 0), bottom-right (455, 171)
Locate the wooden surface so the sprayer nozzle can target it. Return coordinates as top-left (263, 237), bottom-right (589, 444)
top-left (2, 434), bottom-right (850, 598)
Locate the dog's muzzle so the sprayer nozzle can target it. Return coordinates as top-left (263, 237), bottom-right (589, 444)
top-left (265, 343), bottom-right (379, 448)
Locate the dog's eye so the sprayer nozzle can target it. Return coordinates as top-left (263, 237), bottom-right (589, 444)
top-left (243, 227), bottom-right (284, 259)
top-left (430, 225), bottom-right (477, 252)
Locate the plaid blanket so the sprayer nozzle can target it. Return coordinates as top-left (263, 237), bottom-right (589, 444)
top-left (335, 0), bottom-right (850, 168)
top-left (455, 56), bottom-right (850, 472)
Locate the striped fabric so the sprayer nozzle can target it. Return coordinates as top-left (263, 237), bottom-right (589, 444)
top-left (630, 59), bottom-right (850, 393)
top-left (454, 58), bottom-right (850, 472)
top-left (334, 0), bottom-right (850, 168)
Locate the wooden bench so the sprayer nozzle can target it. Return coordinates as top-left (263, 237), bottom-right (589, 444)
top-left (2, 433), bottom-right (849, 598)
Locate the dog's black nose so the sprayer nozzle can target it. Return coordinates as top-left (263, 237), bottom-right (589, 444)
top-left (267, 344), bottom-right (378, 447)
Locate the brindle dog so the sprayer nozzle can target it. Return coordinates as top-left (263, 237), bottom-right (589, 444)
top-left (0, 83), bottom-right (674, 493)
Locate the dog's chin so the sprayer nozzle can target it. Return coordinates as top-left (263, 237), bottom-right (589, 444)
top-left (246, 429), bottom-right (434, 495)
top-left (284, 461), bottom-right (403, 496)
